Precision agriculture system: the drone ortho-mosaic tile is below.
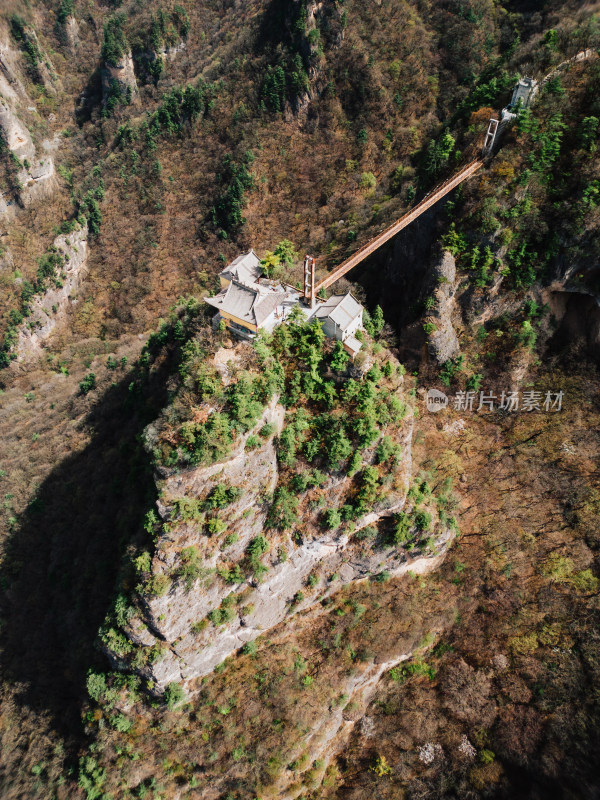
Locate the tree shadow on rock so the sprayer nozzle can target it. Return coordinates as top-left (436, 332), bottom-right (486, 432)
top-left (74, 65), bottom-right (104, 126)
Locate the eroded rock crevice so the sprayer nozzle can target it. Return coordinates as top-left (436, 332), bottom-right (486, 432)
top-left (14, 220), bottom-right (88, 363)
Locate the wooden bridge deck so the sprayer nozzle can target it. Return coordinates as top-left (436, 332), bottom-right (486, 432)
top-left (311, 158), bottom-right (483, 297)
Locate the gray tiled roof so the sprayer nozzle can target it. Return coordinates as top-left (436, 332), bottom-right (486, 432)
top-left (344, 335), bottom-right (362, 355)
top-left (220, 249), bottom-right (262, 286)
top-left (205, 280), bottom-right (289, 327)
top-left (206, 281), bottom-right (257, 322)
top-left (254, 291), bottom-right (282, 325)
top-left (315, 291), bottom-right (362, 332)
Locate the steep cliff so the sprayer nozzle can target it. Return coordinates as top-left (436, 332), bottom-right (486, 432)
top-left (101, 50), bottom-right (138, 108)
top-left (14, 219), bottom-right (88, 363)
top-left (0, 96), bottom-right (56, 209)
top-left (426, 250), bottom-right (461, 365)
top-left (99, 315), bottom-right (456, 694)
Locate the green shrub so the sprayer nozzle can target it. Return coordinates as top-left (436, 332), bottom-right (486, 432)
top-left (172, 497), bottom-right (204, 523)
top-left (206, 517), bottom-right (227, 536)
top-left (278, 425), bottom-right (298, 467)
top-left (579, 116), bottom-right (599, 151)
top-left (414, 510), bottom-right (432, 531)
top-left (323, 509), bottom-right (342, 529)
top-left (191, 619), bottom-right (208, 635)
top-left (440, 355), bottom-right (464, 386)
top-left (222, 532), bottom-right (239, 549)
top-left (242, 640), bottom-right (257, 656)
top-left (389, 660), bottom-right (436, 683)
top-left (360, 172), bottom-right (377, 191)
top-left (78, 756), bottom-right (107, 800)
top-left (86, 671), bottom-right (107, 702)
top-left (259, 422), bottom-right (275, 438)
top-left (112, 714), bottom-right (131, 733)
top-left (146, 573), bottom-right (170, 597)
top-left (204, 484), bottom-right (242, 509)
top-left (266, 487), bottom-right (298, 530)
top-left (323, 426), bottom-right (352, 469)
top-left (370, 754), bottom-right (393, 777)
top-left (466, 373), bottom-right (483, 392)
top-left (177, 546), bottom-right (204, 590)
top-left (376, 435), bottom-right (400, 464)
top-left (55, 0), bottom-right (74, 32)
top-left (422, 130), bottom-right (455, 181)
top-left (261, 64), bottom-right (286, 112)
top-left (355, 525), bottom-right (377, 541)
top-left (102, 14), bottom-right (128, 66)
top-left (571, 569), bottom-right (600, 593)
top-left (247, 535), bottom-right (269, 559)
top-left (363, 305), bottom-right (384, 338)
top-left (208, 608), bottom-right (224, 625)
top-left (353, 467), bottom-right (380, 516)
top-left (292, 590), bottom-right (305, 605)
top-left (9, 15), bottom-right (42, 79)
top-left (517, 320), bottom-right (537, 350)
top-left (164, 682), bottom-right (186, 710)
top-left (211, 153), bottom-right (255, 233)
top-left (330, 341), bottom-right (349, 372)
top-left (392, 512), bottom-right (411, 545)
top-left (347, 450), bottom-right (362, 476)
top-left (78, 373), bottom-right (96, 395)
top-left (218, 564), bottom-right (244, 584)
top-left (100, 627), bottom-right (133, 657)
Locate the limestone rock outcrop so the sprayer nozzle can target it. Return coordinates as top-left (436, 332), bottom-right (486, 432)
top-left (106, 350), bottom-right (455, 694)
top-left (285, 0), bottom-right (346, 117)
top-left (102, 51), bottom-right (138, 106)
top-left (426, 249), bottom-right (461, 365)
top-left (0, 97), bottom-right (56, 207)
top-left (0, 41), bottom-right (27, 103)
top-left (0, 239), bottom-right (13, 271)
top-left (64, 16), bottom-right (81, 51)
top-left (0, 96), bottom-right (34, 161)
top-left (15, 220), bottom-right (88, 361)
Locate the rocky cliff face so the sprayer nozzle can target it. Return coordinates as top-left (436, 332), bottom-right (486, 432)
top-left (14, 220), bottom-right (88, 362)
top-left (0, 97), bottom-right (56, 208)
top-left (0, 39), bottom-right (27, 103)
top-left (0, 98), bottom-right (32, 161)
top-left (103, 333), bottom-right (454, 695)
top-left (426, 250), bottom-right (460, 365)
top-left (101, 51), bottom-right (138, 106)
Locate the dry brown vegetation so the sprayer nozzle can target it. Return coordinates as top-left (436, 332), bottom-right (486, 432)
top-left (320, 368), bottom-right (600, 798)
top-left (1, 0), bottom-right (600, 798)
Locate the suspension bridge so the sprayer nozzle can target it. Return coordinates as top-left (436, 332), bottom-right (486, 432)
top-left (302, 116), bottom-right (502, 306)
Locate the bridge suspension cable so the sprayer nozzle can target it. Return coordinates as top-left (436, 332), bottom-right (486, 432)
top-left (303, 157), bottom-right (484, 306)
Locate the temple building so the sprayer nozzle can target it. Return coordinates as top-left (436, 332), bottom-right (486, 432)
top-left (205, 251), bottom-right (364, 357)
